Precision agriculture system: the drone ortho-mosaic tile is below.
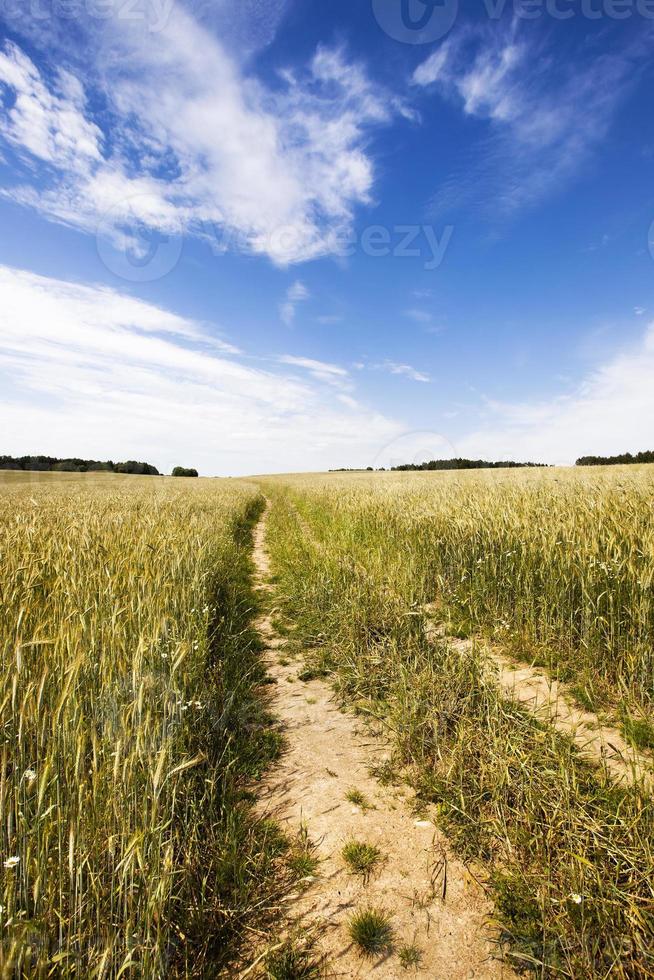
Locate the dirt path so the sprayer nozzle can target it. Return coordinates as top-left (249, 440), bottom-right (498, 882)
top-left (494, 653), bottom-right (653, 788)
top-left (250, 505), bottom-right (514, 979)
top-left (423, 616), bottom-right (653, 790)
top-left (273, 498), bottom-right (653, 791)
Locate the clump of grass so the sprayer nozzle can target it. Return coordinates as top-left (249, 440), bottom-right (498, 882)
top-left (621, 711), bottom-right (654, 751)
top-left (345, 788), bottom-right (373, 811)
top-left (398, 943), bottom-right (423, 969)
top-left (348, 906), bottom-right (394, 957)
top-left (259, 819), bottom-right (292, 859)
top-left (265, 937), bottom-right (322, 978)
top-left (287, 850), bottom-right (320, 878)
top-left (368, 758), bottom-right (398, 786)
top-left (298, 666), bottom-right (330, 682)
top-left (570, 682), bottom-right (598, 712)
top-left (342, 840), bottom-right (383, 879)
top-left (287, 826), bottom-right (320, 880)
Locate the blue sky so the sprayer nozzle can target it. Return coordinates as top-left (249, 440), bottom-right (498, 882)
top-left (0, 0), bottom-right (653, 475)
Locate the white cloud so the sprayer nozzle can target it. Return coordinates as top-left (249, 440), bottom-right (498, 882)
top-left (0, 23), bottom-right (400, 265)
top-left (280, 280), bottom-right (310, 325)
top-left (412, 26), bottom-right (644, 217)
top-left (0, 265), bottom-right (402, 474)
top-left (379, 361), bottom-right (431, 383)
top-left (634, 306), bottom-right (646, 316)
top-left (456, 322), bottom-right (654, 464)
top-left (412, 42), bottom-right (453, 88)
top-left (278, 353), bottom-right (349, 387)
top-left (0, 45), bottom-right (103, 168)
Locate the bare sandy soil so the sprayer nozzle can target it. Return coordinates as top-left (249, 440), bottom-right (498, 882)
top-left (423, 616), bottom-right (653, 790)
top-left (250, 507), bottom-right (514, 979)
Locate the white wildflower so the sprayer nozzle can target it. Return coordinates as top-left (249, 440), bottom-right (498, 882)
top-left (23, 769), bottom-right (37, 784)
top-left (570, 893), bottom-right (582, 904)
top-left (4, 856), bottom-right (20, 869)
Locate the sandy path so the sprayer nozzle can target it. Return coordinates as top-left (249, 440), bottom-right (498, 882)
top-left (267, 498), bottom-right (653, 792)
top-left (423, 616), bottom-right (653, 790)
top-left (494, 654), bottom-right (653, 788)
top-left (251, 505), bottom-right (513, 979)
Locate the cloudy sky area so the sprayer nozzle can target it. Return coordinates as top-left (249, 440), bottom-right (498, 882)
top-left (0, 0), bottom-right (652, 474)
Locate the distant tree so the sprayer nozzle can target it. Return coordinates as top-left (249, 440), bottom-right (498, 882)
top-left (114, 461), bottom-right (160, 475)
top-left (576, 451), bottom-right (654, 466)
top-left (0, 455), bottom-right (159, 474)
top-left (390, 457), bottom-right (548, 472)
top-left (172, 466), bottom-right (199, 478)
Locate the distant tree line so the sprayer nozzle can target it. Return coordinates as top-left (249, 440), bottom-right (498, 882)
top-left (0, 455), bottom-right (160, 475)
top-left (391, 458), bottom-right (548, 472)
top-left (172, 466), bottom-right (199, 478)
top-left (575, 451), bottom-right (654, 467)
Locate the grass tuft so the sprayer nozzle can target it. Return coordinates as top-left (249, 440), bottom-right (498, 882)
top-left (398, 943), bottom-right (423, 969)
top-left (345, 788), bottom-right (373, 811)
top-left (341, 840), bottom-right (383, 879)
top-left (265, 937), bottom-right (322, 979)
top-left (348, 906), bottom-right (394, 957)
top-left (621, 711), bottom-right (654, 751)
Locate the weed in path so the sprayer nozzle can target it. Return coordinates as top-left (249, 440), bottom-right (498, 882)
top-left (345, 788), bottom-right (374, 811)
top-left (368, 758), bottom-right (398, 786)
top-left (348, 906), bottom-right (394, 957)
top-left (398, 943), bottom-right (423, 969)
top-left (298, 666), bottom-right (330, 682)
top-left (342, 840), bottom-right (383, 880)
top-left (287, 826), bottom-right (320, 880)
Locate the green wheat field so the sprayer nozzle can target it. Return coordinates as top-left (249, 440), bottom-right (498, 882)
top-left (1, 465), bottom-right (653, 977)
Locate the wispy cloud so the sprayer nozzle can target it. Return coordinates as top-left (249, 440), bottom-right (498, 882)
top-left (0, 265), bottom-right (401, 474)
top-left (280, 281), bottom-right (310, 325)
top-left (278, 353), bottom-right (349, 386)
top-left (379, 360), bottom-right (430, 383)
top-left (0, 21), bottom-right (402, 265)
top-left (412, 24), bottom-right (647, 218)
